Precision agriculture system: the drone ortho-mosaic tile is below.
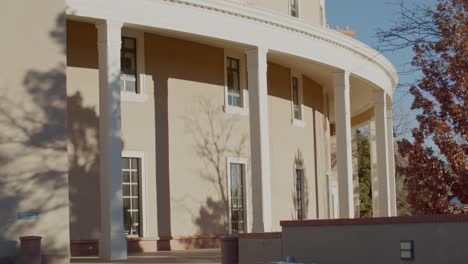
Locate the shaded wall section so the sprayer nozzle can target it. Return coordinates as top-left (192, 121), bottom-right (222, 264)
top-left (268, 62), bottom-right (328, 230)
top-left (0, 0), bottom-right (69, 259)
top-left (66, 20), bottom-right (101, 242)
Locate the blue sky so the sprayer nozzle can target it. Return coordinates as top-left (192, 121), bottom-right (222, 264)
top-left (326, 0), bottom-right (437, 138)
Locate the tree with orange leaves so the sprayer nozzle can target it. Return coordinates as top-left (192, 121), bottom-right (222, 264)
top-left (379, 0), bottom-right (467, 214)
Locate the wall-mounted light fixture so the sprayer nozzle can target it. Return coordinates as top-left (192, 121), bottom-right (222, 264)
top-left (400, 240), bottom-right (414, 260)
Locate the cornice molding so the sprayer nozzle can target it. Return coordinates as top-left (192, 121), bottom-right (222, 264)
top-left (161, 0), bottom-right (398, 90)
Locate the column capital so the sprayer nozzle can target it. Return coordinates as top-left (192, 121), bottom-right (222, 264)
top-left (374, 90), bottom-right (387, 105)
top-left (245, 47), bottom-right (268, 70)
top-left (332, 70), bottom-right (350, 92)
top-left (96, 20), bottom-right (123, 46)
top-left (245, 46), bottom-right (268, 56)
top-left (332, 70), bottom-right (351, 79)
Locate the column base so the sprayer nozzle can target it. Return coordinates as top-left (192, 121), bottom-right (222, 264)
top-left (157, 236), bottom-right (173, 251)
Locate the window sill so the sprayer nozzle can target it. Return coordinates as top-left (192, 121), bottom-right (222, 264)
top-left (121, 92), bottom-right (148, 103)
top-left (224, 105), bottom-right (249, 116)
top-left (292, 119), bottom-right (306, 128)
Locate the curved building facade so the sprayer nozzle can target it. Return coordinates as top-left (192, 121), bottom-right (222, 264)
top-left (0, 0), bottom-right (398, 261)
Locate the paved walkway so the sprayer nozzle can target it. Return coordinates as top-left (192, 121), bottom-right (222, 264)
top-left (71, 249), bottom-right (221, 264)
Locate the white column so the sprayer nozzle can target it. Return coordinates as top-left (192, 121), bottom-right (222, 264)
top-left (387, 105), bottom-right (397, 216)
top-left (246, 47), bottom-right (272, 232)
top-left (368, 119), bottom-right (380, 217)
top-left (323, 89), bottom-right (333, 219)
top-left (96, 20), bottom-right (127, 260)
top-left (333, 71), bottom-right (354, 218)
top-left (374, 91), bottom-right (391, 217)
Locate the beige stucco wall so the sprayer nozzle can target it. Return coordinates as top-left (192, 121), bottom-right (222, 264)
top-left (144, 33), bottom-right (253, 245)
top-left (247, 0), bottom-right (324, 25)
top-left (66, 21), bottom-right (330, 244)
top-left (0, 0), bottom-right (69, 258)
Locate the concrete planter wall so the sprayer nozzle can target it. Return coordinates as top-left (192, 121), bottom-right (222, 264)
top-left (237, 215), bottom-right (468, 264)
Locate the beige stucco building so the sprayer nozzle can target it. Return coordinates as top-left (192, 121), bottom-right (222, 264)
top-left (0, 0), bottom-right (398, 262)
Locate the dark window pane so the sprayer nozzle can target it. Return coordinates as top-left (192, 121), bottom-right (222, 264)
top-left (121, 37), bottom-right (138, 94)
top-left (131, 171), bottom-right (138, 182)
top-left (227, 57), bottom-right (241, 107)
top-left (122, 52), bottom-right (136, 75)
top-left (230, 163), bottom-right (245, 233)
top-left (123, 185), bottom-right (130, 196)
top-left (123, 198), bottom-right (130, 211)
top-left (132, 184), bottom-right (139, 197)
top-left (123, 171), bottom-right (130, 182)
top-left (132, 198), bottom-right (139, 209)
top-left (292, 77), bottom-right (301, 119)
top-left (296, 168), bottom-right (304, 220)
top-left (123, 38), bottom-right (136, 50)
top-left (122, 158), bottom-right (130, 169)
top-left (132, 212), bottom-right (139, 226)
top-left (124, 210), bottom-right (132, 235)
top-left (131, 158), bottom-right (139, 170)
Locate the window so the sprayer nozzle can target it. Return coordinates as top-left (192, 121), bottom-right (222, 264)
top-left (229, 162), bottom-right (246, 233)
top-left (292, 76), bottom-right (302, 120)
top-left (290, 0), bottom-right (299, 17)
top-left (121, 37), bottom-right (138, 93)
top-left (295, 167), bottom-right (305, 220)
top-left (122, 157), bottom-right (141, 237)
top-left (227, 57), bottom-right (241, 107)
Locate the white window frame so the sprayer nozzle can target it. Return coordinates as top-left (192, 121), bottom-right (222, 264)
top-left (121, 29), bottom-right (147, 102)
top-left (224, 49), bottom-right (249, 116)
top-left (226, 157), bottom-right (250, 234)
top-left (289, 0), bottom-right (300, 18)
top-left (122, 150), bottom-right (148, 237)
top-left (291, 71), bottom-right (306, 127)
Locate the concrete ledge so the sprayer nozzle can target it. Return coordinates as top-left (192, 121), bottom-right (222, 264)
top-left (280, 214), bottom-right (468, 227)
top-left (172, 235), bottom-right (221, 250)
top-left (238, 232), bottom-right (282, 239)
top-left (239, 233), bottom-right (283, 264)
top-left (0, 255), bottom-right (69, 264)
top-left (71, 235), bottom-right (222, 256)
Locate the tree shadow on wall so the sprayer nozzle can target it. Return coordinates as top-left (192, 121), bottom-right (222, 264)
top-left (291, 150), bottom-right (309, 220)
top-left (0, 66), bottom-right (70, 256)
top-left (181, 98), bottom-right (248, 249)
top-left (67, 92), bottom-right (101, 245)
top-left (0, 11), bottom-right (71, 258)
top-left (0, 12), bottom-right (104, 258)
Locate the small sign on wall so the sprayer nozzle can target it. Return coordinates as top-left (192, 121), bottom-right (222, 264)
top-left (17, 212), bottom-right (39, 220)
top-left (400, 240), bottom-right (414, 260)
